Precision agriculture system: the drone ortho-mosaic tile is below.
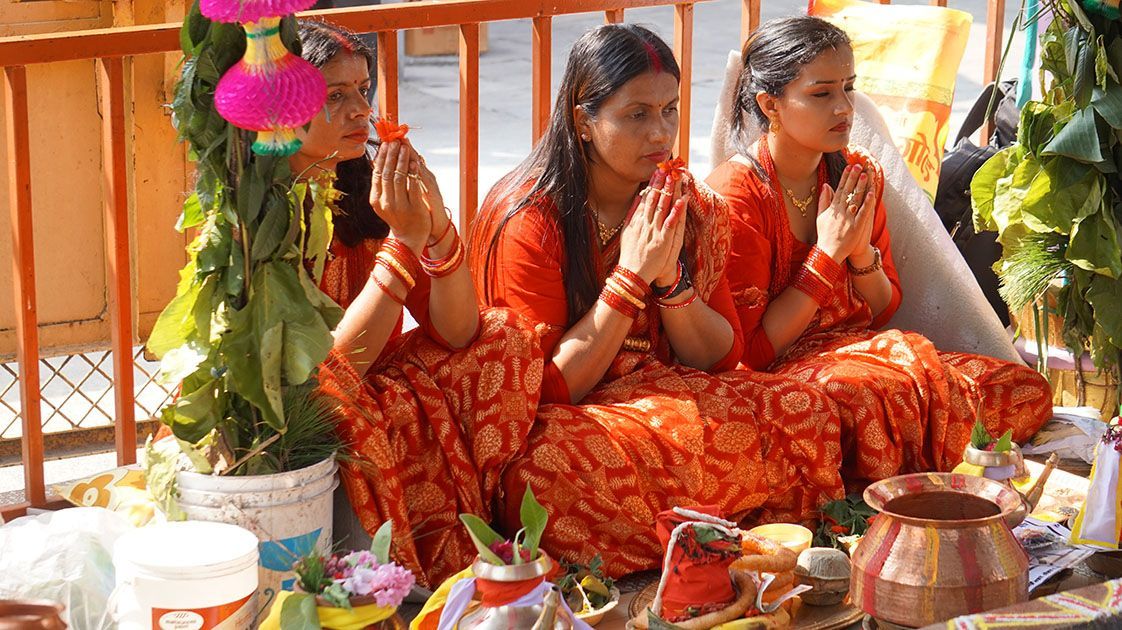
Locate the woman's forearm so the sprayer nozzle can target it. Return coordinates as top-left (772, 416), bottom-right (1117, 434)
top-left (660, 291), bottom-right (735, 370)
top-left (760, 286), bottom-right (820, 357)
top-left (550, 300), bottom-right (634, 403)
top-left (332, 266), bottom-right (407, 375)
top-left (424, 230), bottom-right (480, 348)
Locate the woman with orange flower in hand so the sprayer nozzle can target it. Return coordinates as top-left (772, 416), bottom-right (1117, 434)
top-left (470, 24), bottom-right (844, 577)
top-left (292, 21), bottom-right (542, 588)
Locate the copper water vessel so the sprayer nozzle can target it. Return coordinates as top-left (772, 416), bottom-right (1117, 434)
top-left (850, 473), bottom-right (1029, 628)
top-left (0, 600), bottom-right (66, 629)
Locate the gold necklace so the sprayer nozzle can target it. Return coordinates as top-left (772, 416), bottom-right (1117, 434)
top-left (590, 202), bottom-right (624, 245)
top-left (783, 186), bottom-right (815, 218)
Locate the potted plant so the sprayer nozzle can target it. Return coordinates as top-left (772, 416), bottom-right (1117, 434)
top-left (971, 0), bottom-right (1122, 411)
top-left (143, 0), bottom-right (344, 595)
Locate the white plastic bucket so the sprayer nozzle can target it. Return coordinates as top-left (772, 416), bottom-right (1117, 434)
top-left (176, 457), bottom-right (338, 597)
top-left (113, 520), bottom-right (259, 630)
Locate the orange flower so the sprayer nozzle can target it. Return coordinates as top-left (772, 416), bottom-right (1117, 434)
top-left (374, 117), bottom-right (410, 143)
top-left (657, 157), bottom-right (687, 181)
top-left (830, 524), bottom-right (850, 534)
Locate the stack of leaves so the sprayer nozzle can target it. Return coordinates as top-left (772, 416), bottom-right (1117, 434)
top-left (460, 486), bottom-right (549, 566)
top-left (555, 555), bottom-right (616, 613)
top-left (972, 0), bottom-right (1122, 381)
top-left (814, 494), bottom-right (877, 549)
top-left (971, 419), bottom-right (1015, 452)
top-left (147, 0), bottom-right (344, 476)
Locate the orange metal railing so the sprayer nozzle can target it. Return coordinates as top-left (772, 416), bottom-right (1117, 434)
top-left (0, 0), bottom-right (1007, 519)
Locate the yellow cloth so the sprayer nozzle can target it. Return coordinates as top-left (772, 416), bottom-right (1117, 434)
top-left (409, 567), bottom-right (476, 630)
top-left (259, 590), bottom-right (396, 630)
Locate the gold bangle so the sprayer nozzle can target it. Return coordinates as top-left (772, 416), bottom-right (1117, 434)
top-left (605, 278), bottom-right (647, 311)
top-left (803, 262), bottom-right (832, 288)
top-left (848, 247), bottom-right (883, 276)
top-left (375, 252), bottom-right (416, 291)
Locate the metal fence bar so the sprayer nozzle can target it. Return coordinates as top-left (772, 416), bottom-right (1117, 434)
top-left (96, 56), bottom-right (138, 466)
top-left (459, 23), bottom-right (480, 228)
top-left (2, 66), bottom-right (45, 507)
top-left (531, 16), bottom-right (552, 144)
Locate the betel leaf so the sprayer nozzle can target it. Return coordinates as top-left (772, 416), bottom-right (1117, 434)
top-left (280, 592), bottom-right (321, 630)
top-left (223, 305), bottom-right (283, 430)
top-left (993, 430), bottom-right (1014, 453)
top-left (1088, 273), bottom-right (1122, 347)
top-left (251, 193), bottom-right (291, 261)
top-left (520, 485), bottom-right (549, 560)
top-left (371, 520), bottom-right (393, 565)
top-left (305, 177), bottom-right (336, 282)
top-left (162, 375), bottom-right (223, 443)
top-left (147, 261), bottom-right (204, 358)
top-left (459, 514), bottom-right (506, 565)
top-left (297, 266), bottom-right (344, 332)
top-left (1021, 159), bottom-right (1098, 232)
top-left (1043, 107), bottom-right (1103, 162)
top-left (177, 192), bottom-right (205, 232)
top-left (254, 262), bottom-right (335, 385)
top-left (1068, 211), bottom-right (1122, 277)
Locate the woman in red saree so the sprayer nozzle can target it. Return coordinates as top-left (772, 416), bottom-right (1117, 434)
top-left (707, 16), bottom-right (1051, 484)
top-left (470, 24), bottom-right (843, 577)
top-left (292, 22), bottom-right (542, 587)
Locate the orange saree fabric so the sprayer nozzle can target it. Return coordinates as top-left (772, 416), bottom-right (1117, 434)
top-left (470, 182), bottom-right (844, 577)
top-left (707, 148), bottom-right (1051, 483)
top-left (315, 238), bottom-right (544, 588)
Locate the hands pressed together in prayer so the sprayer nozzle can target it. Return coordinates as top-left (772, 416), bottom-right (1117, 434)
top-left (618, 168), bottom-right (692, 285)
top-left (369, 140), bottom-right (450, 255)
top-left (814, 163), bottom-right (877, 265)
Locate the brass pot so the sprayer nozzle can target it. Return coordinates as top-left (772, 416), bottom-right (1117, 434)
top-left (0, 600), bottom-right (66, 630)
top-left (457, 553), bottom-right (577, 630)
top-left (850, 473), bottom-right (1030, 628)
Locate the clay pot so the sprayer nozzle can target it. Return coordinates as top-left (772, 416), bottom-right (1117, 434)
top-left (0, 600), bottom-right (66, 630)
top-left (851, 473), bottom-right (1030, 628)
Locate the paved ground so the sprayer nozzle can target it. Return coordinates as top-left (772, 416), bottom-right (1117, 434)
top-left (0, 0), bottom-right (1032, 501)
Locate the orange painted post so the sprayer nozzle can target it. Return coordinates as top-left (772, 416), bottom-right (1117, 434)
top-left (741, 0), bottom-right (759, 46)
top-left (605, 8), bottom-right (625, 23)
top-left (981, 0), bottom-right (1005, 143)
top-left (378, 30), bottom-right (399, 122)
top-left (459, 23), bottom-right (480, 228)
top-left (532, 16), bottom-right (552, 144)
top-left (3, 66), bottom-right (45, 507)
top-left (97, 57), bottom-right (137, 466)
top-left (673, 3), bottom-right (694, 164)
top-left (930, 0), bottom-right (948, 5)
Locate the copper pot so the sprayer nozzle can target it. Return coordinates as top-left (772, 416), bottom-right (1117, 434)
top-left (0, 600), bottom-right (66, 629)
top-left (851, 473), bottom-right (1030, 628)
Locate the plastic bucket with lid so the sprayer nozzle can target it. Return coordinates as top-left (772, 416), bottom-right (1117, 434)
top-left (113, 521), bottom-right (259, 630)
top-left (176, 457), bottom-right (338, 596)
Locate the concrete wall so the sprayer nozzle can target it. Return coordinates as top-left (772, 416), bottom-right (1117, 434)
top-left (0, 0), bottom-right (190, 360)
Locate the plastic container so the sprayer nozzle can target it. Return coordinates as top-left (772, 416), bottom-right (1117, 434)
top-left (176, 457), bottom-right (338, 595)
top-left (113, 521), bottom-right (259, 630)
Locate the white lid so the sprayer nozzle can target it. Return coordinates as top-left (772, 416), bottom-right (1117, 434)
top-left (115, 521), bottom-right (259, 578)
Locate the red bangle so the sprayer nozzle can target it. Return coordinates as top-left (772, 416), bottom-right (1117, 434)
top-left (381, 238), bottom-right (422, 280)
top-left (427, 210), bottom-right (455, 247)
top-left (420, 236), bottom-right (464, 278)
top-left (372, 270), bottom-right (407, 305)
top-left (804, 245), bottom-right (846, 287)
top-left (657, 288), bottom-right (697, 309)
top-left (793, 268), bottom-right (833, 306)
top-left (600, 286), bottom-right (640, 319)
top-left (653, 261), bottom-right (683, 299)
top-left (614, 266), bottom-right (651, 299)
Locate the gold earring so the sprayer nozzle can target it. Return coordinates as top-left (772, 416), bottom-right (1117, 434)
top-left (770, 117), bottom-right (782, 133)
top-left (581, 133), bottom-right (591, 141)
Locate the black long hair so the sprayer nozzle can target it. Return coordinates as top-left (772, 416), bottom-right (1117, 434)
top-left (298, 20), bottom-right (388, 245)
top-left (731, 15), bottom-right (851, 187)
top-left (475, 24), bottom-right (679, 325)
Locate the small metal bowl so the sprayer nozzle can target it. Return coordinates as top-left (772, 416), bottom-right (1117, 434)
top-left (963, 445), bottom-right (1013, 467)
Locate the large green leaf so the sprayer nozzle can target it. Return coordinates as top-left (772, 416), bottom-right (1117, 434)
top-left (251, 192), bottom-right (290, 261)
top-left (223, 305), bottom-right (283, 430)
top-left (162, 375), bottom-right (223, 443)
top-left (1021, 159), bottom-right (1099, 232)
top-left (1043, 107), bottom-right (1103, 162)
top-left (280, 592), bottom-right (321, 630)
top-left (989, 156), bottom-right (1039, 247)
top-left (1088, 274), bottom-right (1122, 347)
top-left (459, 514), bottom-right (506, 564)
top-left (971, 146), bottom-right (1022, 231)
top-left (147, 261), bottom-right (203, 358)
top-left (1068, 211), bottom-right (1122, 277)
top-left (305, 179), bottom-right (336, 282)
top-left (297, 267), bottom-right (344, 332)
top-left (371, 521), bottom-right (393, 565)
top-left (1092, 82), bottom-right (1122, 128)
top-left (519, 486), bottom-right (549, 560)
top-left (256, 262), bottom-right (335, 386)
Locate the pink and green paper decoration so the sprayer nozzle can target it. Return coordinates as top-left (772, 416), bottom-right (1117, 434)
top-left (205, 0), bottom-right (326, 156)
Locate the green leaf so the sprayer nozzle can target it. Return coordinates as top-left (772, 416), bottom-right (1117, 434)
top-left (195, 215), bottom-right (232, 274)
top-left (162, 375), bottom-right (222, 443)
top-left (646, 609), bottom-right (686, 630)
top-left (236, 172), bottom-right (267, 225)
top-left (970, 419), bottom-right (993, 449)
top-left (258, 322), bottom-right (286, 431)
top-left (305, 179), bottom-right (336, 282)
top-left (459, 514), bottom-right (506, 564)
top-left (511, 529), bottom-right (524, 565)
top-left (1087, 274), bottom-right (1122, 348)
top-left (519, 485), bottom-right (549, 560)
top-left (297, 268), bottom-right (344, 332)
top-left (971, 146), bottom-right (1022, 233)
top-left (1097, 37), bottom-right (1118, 90)
top-left (143, 436), bottom-right (187, 521)
top-left (1043, 108), bottom-right (1103, 162)
top-left (1068, 211), bottom-right (1122, 277)
top-left (251, 193), bottom-right (290, 261)
top-left (279, 592), bottom-right (321, 630)
top-left (994, 429), bottom-right (1014, 453)
top-left (1074, 30), bottom-right (1097, 108)
top-left (1093, 82), bottom-right (1122, 128)
top-left (1021, 159), bottom-right (1099, 232)
top-left (223, 306), bottom-right (283, 429)
top-left (148, 261), bottom-right (203, 358)
top-left (371, 520), bottom-right (393, 565)
top-left (260, 262), bottom-right (335, 385)
top-left (1066, 0), bottom-right (1095, 33)
top-left (177, 193), bottom-right (205, 232)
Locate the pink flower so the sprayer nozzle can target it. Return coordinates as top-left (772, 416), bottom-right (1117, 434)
top-left (488, 540), bottom-right (531, 564)
top-left (369, 564), bottom-right (416, 608)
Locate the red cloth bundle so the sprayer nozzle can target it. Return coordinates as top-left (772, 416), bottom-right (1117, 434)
top-left (655, 507), bottom-right (742, 621)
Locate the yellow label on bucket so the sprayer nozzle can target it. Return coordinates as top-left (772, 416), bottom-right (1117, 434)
top-left (153, 593), bottom-right (254, 630)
